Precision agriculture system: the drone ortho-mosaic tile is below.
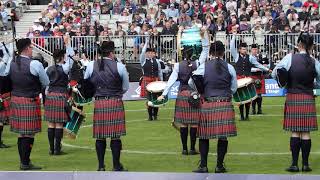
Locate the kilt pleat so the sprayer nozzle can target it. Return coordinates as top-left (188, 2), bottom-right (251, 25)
top-left (140, 76), bottom-right (159, 98)
top-left (198, 100), bottom-right (237, 139)
top-left (44, 92), bottom-right (69, 123)
top-left (93, 98), bottom-right (126, 139)
top-left (283, 93), bottom-right (318, 132)
top-left (174, 90), bottom-right (200, 125)
top-left (10, 96), bottom-right (41, 135)
top-left (0, 93), bottom-right (10, 123)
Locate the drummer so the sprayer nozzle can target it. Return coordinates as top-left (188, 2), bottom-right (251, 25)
top-left (250, 44), bottom-right (269, 115)
top-left (44, 35), bottom-right (75, 155)
top-left (191, 41), bottom-right (237, 173)
top-left (157, 29), bottom-right (210, 155)
top-left (84, 41), bottom-right (129, 171)
top-left (0, 41), bottom-right (13, 148)
top-left (140, 35), bottom-right (163, 121)
top-left (230, 34), bottom-right (272, 121)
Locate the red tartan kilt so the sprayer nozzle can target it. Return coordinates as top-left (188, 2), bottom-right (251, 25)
top-left (0, 93), bottom-right (10, 123)
top-left (251, 74), bottom-right (266, 94)
top-left (140, 76), bottom-right (160, 98)
top-left (10, 96), bottom-right (42, 135)
top-left (283, 93), bottom-right (318, 132)
top-left (44, 92), bottom-right (69, 123)
top-left (199, 100), bottom-right (237, 139)
top-left (93, 98), bottom-right (126, 139)
top-left (174, 90), bottom-right (200, 125)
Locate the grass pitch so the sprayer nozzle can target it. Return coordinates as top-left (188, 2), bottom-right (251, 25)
top-left (1, 97), bottom-right (320, 174)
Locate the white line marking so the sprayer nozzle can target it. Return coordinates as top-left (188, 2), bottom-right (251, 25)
top-left (61, 142), bottom-right (320, 156)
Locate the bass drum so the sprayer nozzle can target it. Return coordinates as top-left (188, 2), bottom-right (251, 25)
top-left (177, 27), bottom-right (203, 62)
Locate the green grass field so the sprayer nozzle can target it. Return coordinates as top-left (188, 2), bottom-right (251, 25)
top-left (1, 97), bottom-right (320, 174)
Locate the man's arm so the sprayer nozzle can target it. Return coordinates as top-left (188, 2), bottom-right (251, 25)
top-left (162, 63), bottom-right (179, 96)
top-left (271, 54), bottom-right (292, 79)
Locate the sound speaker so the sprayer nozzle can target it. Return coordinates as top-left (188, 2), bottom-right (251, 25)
top-left (126, 63), bottom-right (143, 82)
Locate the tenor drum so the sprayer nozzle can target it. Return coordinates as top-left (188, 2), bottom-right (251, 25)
top-left (233, 78), bottom-right (257, 104)
top-left (177, 27), bottom-right (202, 61)
top-left (64, 107), bottom-right (85, 139)
top-left (146, 81), bottom-right (168, 107)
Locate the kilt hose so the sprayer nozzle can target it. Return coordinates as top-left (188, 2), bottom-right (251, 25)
top-left (93, 98), bottom-right (126, 139)
top-left (10, 96), bottom-right (42, 135)
top-left (283, 93), bottom-right (318, 132)
top-left (140, 76), bottom-right (159, 98)
top-left (0, 92), bottom-right (10, 124)
top-left (174, 90), bottom-right (200, 126)
top-left (44, 92), bottom-right (69, 123)
top-left (198, 100), bottom-right (237, 139)
top-left (251, 74), bottom-right (266, 94)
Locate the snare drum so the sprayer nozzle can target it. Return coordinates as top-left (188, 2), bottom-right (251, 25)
top-left (233, 78), bottom-right (257, 105)
top-left (146, 81), bottom-right (168, 107)
top-left (64, 106), bottom-right (85, 139)
top-left (71, 86), bottom-right (93, 106)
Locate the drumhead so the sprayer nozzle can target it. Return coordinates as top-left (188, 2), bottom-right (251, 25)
top-left (146, 81), bottom-right (167, 93)
top-left (237, 78), bottom-right (254, 88)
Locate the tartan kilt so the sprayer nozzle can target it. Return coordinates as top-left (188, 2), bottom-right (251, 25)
top-left (283, 93), bottom-right (318, 132)
top-left (0, 93), bottom-right (10, 124)
top-left (44, 92), bottom-right (69, 123)
top-left (93, 98), bottom-right (126, 139)
top-left (251, 74), bottom-right (266, 94)
top-left (174, 90), bottom-right (200, 126)
top-left (10, 96), bottom-right (42, 135)
top-left (140, 76), bottom-right (160, 98)
top-left (198, 100), bottom-right (237, 139)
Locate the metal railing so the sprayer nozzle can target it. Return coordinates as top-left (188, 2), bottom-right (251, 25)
top-left (21, 33), bottom-right (320, 65)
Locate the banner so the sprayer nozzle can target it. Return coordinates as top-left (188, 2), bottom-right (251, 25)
top-left (263, 79), bottom-right (286, 97)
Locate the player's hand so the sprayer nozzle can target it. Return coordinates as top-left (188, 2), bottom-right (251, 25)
top-left (157, 95), bottom-right (165, 101)
top-left (268, 69), bottom-right (272, 73)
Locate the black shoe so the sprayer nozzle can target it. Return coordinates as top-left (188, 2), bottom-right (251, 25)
top-left (182, 150), bottom-right (188, 155)
top-left (302, 165), bottom-right (312, 172)
top-left (193, 166), bottom-right (208, 173)
top-left (97, 166), bottom-right (105, 171)
top-left (0, 141), bottom-right (10, 148)
top-left (286, 165), bottom-right (299, 172)
top-left (153, 116), bottom-right (158, 120)
top-left (257, 109), bottom-right (262, 114)
top-left (240, 116), bottom-right (245, 121)
top-left (20, 163), bottom-right (42, 170)
top-left (49, 150), bottom-right (54, 155)
top-left (148, 116), bottom-right (153, 121)
top-left (245, 116), bottom-right (249, 121)
top-left (112, 164), bottom-right (128, 171)
top-left (215, 166), bottom-right (227, 173)
top-left (54, 150), bottom-right (67, 155)
top-left (189, 150), bottom-right (199, 155)
top-left (252, 109), bottom-right (256, 115)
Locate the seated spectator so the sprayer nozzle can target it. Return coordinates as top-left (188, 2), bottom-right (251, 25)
top-left (161, 21), bottom-right (176, 35)
top-left (178, 11), bottom-right (192, 27)
top-left (41, 24), bottom-right (53, 36)
top-left (165, 3), bottom-right (179, 18)
top-left (215, 14), bottom-right (226, 31)
top-left (101, 0), bottom-right (113, 14)
top-left (181, 2), bottom-right (192, 17)
top-left (250, 11), bottom-right (261, 26)
top-left (227, 17), bottom-right (238, 33)
top-left (287, 11), bottom-right (299, 28)
top-left (114, 25), bottom-right (126, 36)
top-left (239, 8), bottom-right (250, 22)
top-left (274, 12), bottom-right (289, 31)
top-left (26, 27), bottom-right (34, 38)
top-left (298, 6), bottom-right (308, 21)
top-left (155, 12), bottom-right (166, 27)
top-left (285, 4), bottom-right (297, 16)
top-left (80, 26), bottom-right (88, 36)
top-left (33, 30), bottom-right (45, 48)
top-left (264, 17), bottom-right (274, 32)
top-left (91, 3), bottom-right (101, 16)
top-left (136, 4), bottom-right (147, 15)
top-left (132, 13), bottom-right (144, 27)
top-left (239, 18), bottom-right (251, 33)
top-left (192, 2), bottom-right (203, 20)
top-left (127, 24), bottom-right (138, 35)
top-left (4, 0), bottom-right (16, 9)
top-left (311, 9), bottom-right (320, 21)
top-left (0, 4), bottom-right (9, 31)
top-left (112, 0), bottom-right (123, 15)
top-left (144, 14), bottom-right (156, 28)
top-left (251, 20), bottom-right (265, 34)
top-left (205, 18), bottom-right (216, 35)
top-left (125, 0), bottom-right (137, 14)
top-left (226, 0), bottom-right (237, 12)
top-left (202, 0), bottom-right (214, 14)
top-left (33, 19), bottom-right (44, 32)
top-left (261, 11), bottom-right (272, 25)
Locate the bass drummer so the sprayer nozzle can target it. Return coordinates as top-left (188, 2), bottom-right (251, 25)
top-left (157, 27), bottom-right (209, 155)
top-left (44, 35), bottom-right (75, 155)
top-left (140, 35), bottom-right (163, 121)
top-left (230, 33), bottom-right (272, 121)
